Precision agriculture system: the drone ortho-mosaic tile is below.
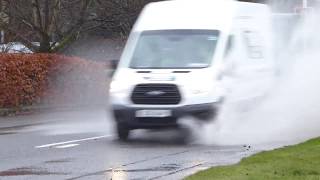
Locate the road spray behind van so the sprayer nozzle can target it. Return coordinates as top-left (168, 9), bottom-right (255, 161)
top-left (109, 0), bottom-right (275, 140)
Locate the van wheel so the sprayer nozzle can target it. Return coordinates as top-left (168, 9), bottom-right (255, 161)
top-left (117, 123), bottom-right (130, 141)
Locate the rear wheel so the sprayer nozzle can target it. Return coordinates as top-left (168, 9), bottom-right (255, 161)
top-left (117, 123), bottom-right (130, 141)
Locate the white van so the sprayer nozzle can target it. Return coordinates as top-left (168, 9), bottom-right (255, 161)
top-left (109, 0), bottom-right (275, 140)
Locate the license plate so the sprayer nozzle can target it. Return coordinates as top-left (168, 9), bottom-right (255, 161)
top-left (135, 110), bottom-right (172, 118)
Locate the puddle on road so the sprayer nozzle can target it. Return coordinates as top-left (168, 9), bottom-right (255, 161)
top-left (0, 167), bottom-right (68, 176)
top-left (0, 123), bottom-right (42, 135)
top-left (108, 164), bottom-right (181, 180)
top-left (110, 164), bottom-right (180, 173)
top-left (0, 132), bottom-right (16, 135)
top-left (44, 158), bottom-right (74, 164)
top-left (0, 124), bottom-right (41, 131)
top-left (66, 164), bottom-right (181, 180)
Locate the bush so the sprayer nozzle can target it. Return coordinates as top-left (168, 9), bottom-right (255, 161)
top-left (0, 53), bottom-right (108, 109)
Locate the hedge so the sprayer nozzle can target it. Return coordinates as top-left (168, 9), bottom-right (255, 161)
top-left (0, 53), bottom-right (109, 109)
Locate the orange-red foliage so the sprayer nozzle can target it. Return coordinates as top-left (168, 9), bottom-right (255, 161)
top-left (0, 54), bottom-right (108, 108)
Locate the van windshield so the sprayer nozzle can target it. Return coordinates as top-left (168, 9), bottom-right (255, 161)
top-left (130, 30), bottom-right (220, 69)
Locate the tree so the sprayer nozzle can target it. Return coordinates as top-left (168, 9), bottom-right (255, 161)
top-left (93, 0), bottom-right (160, 38)
top-left (0, 0), bottom-right (271, 53)
top-left (1, 0), bottom-right (95, 53)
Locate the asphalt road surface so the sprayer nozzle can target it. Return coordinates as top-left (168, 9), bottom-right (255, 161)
top-left (0, 108), bottom-right (273, 180)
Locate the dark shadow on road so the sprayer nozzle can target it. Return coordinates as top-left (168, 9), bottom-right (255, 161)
top-left (112, 127), bottom-right (196, 147)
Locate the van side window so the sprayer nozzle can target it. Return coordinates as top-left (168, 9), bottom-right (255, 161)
top-left (224, 35), bottom-right (234, 57)
top-left (243, 30), bottom-right (264, 59)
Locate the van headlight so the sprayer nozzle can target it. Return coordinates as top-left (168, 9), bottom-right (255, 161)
top-left (109, 80), bottom-right (127, 94)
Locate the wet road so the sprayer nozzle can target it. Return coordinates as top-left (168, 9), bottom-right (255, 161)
top-left (0, 108), bottom-right (269, 180)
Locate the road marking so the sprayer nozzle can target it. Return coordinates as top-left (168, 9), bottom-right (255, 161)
top-left (55, 144), bottom-right (79, 149)
top-left (35, 135), bottom-right (112, 149)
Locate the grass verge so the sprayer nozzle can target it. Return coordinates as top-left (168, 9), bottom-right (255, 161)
top-left (186, 138), bottom-right (320, 180)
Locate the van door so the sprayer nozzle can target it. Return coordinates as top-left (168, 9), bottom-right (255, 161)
top-left (224, 29), bottom-right (274, 104)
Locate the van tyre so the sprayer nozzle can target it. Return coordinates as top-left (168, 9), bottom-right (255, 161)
top-left (117, 123), bottom-right (130, 141)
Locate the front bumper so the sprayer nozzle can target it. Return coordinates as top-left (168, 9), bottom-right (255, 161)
top-left (111, 103), bottom-right (219, 129)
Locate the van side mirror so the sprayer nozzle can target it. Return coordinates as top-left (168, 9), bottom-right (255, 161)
top-left (110, 59), bottom-right (119, 70)
top-left (108, 59), bottom-right (119, 77)
top-left (224, 35), bottom-right (234, 57)
top-left (221, 35), bottom-right (236, 77)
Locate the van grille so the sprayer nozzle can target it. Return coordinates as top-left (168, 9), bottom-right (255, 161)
top-left (131, 84), bottom-right (181, 105)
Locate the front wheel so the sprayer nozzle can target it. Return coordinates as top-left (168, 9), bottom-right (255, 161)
top-left (117, 123), bottom-right (130, 141)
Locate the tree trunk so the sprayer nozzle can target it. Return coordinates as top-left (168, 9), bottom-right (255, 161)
top-left (39, 34), bottom-right (51, 52)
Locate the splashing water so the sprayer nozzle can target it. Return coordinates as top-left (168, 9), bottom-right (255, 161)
top-left (190, 7), bottom-right (320, 146)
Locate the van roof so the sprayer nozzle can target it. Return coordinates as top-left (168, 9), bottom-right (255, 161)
top-left (133, 0), bottom-right (270, 32)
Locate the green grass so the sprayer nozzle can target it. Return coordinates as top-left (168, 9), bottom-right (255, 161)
top-left (186, 138), bottom-right (320, 180)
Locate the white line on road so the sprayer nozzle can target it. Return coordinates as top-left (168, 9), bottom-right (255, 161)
top-left (55, 144), bottom-right (80, 149)
top-left (35, 135), bottom-right (113, 149)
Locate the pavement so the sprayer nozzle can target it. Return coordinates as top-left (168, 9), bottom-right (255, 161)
top-left (0, 108), bottom-right (270, 180)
